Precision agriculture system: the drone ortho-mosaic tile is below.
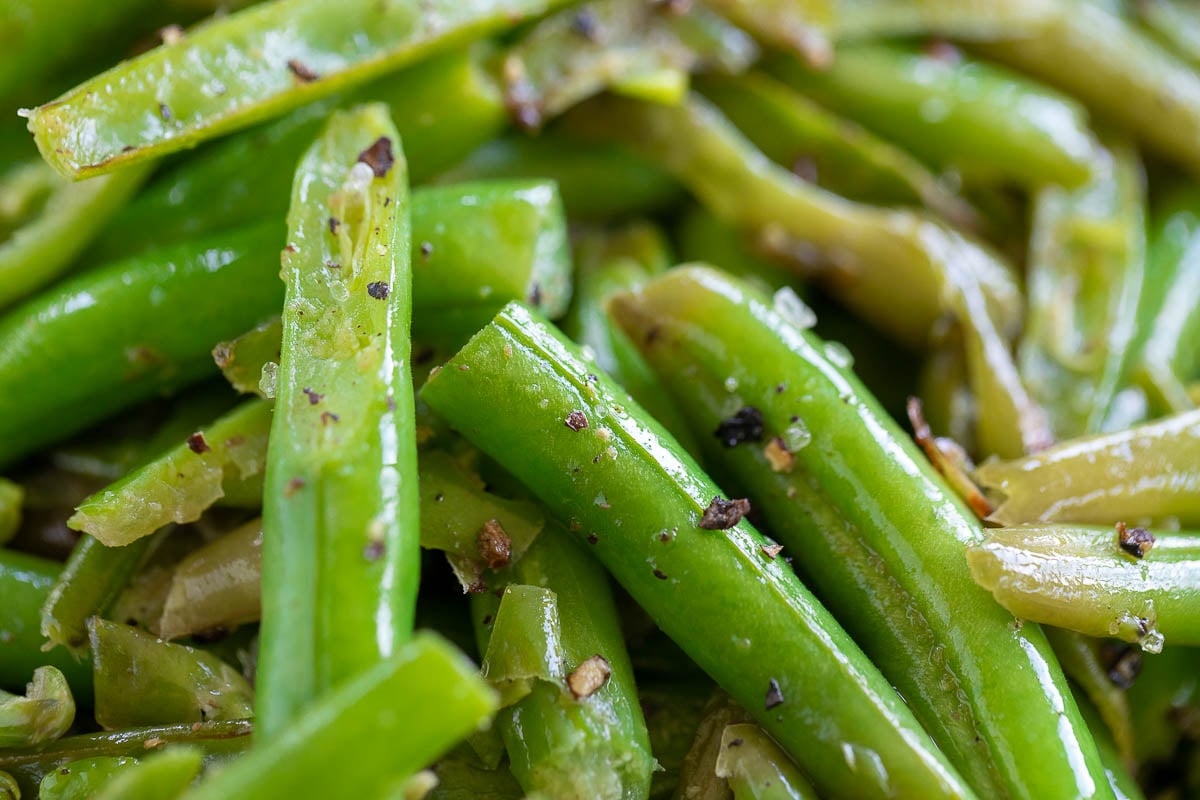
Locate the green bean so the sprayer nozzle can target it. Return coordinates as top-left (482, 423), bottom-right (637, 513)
top-left (435, 134), bottom-right (685, 220)
top-left (1132, 186), bottom-right (1200, 415)
top-left (674, 693), bottom-right (749, 800)
top-left (705, 0), bottom-right (831, 66)
top-left (212, 319), bottom-right (282, 396)
top-left (1045, 628), bottom-right (1135, 766)
top-left (831, 0), bottom-right (1057, 41)
top-left (638, 681), bottom-right (712, 800)
top-left (0, 667), bottom-right (74, 748)
top-left (0, 223), bottom-right (282, 469)
top-left (697, 71), bottom-right (978, 229)
top-left (0, 0), bottom-right (157, 103)
top-left (68, 400), bottom-right (270, 547)
top-left (159, 518), bottom-right (262, 641)
top-left (675, 205), bottom-right (799, 295)
top-left (500, 0), bottom-right (756, 129)
top-left (715, 723), bottom-right (818, 800)
top-left (769, 42), bottom-right (1098, 190)
top-left (980, 0), bottom-right (1200, 175)
top-left (562, 226), bottom-right (701, 456)
top-left (419, 450), bottom-right (545, 591)
top-left (1136, 0), bottom-right (1200, 65)
top-left (918, 324), bottom-right (978, 453)
top-left (421, 302), bottom-right (977, 799)
top-left (91, 747), bottom-right (203, 800)
top-left (256, 104), bottom-right (419, 742)
top-left (25, 0), bottom-right (571, 178)
top-left (968, 524), bottom-right (1200, 651)
top-left (1019, 138), bottom-right (1146, 439)
top-left (0, 480), bottom-right (21, 546)
top-left (0, 771), bottom-right (12, 800)
top-left (1126, 646), bottom-right (1200, 767)
top-left (89, 618), bottom-right (253, 728)
top-left (0, 721), bottom-right (251, 798)
top-left (560, 92), bottom-right (1022, 351)
top-left (610, 266), bottom-right (1112, 799)
top-left (1074, 693), bottom-right (1145, 800)
top-left (184, 633), bottom-right (496, 799)
top-left (976, 409), bottom-right (1200, 526)
top-left (90, 47), bottom-right (506, 262)
top-left (39, 756), bottom-right (141, 800)
top-left (0, 163), bottom-right (152, 311)
top-left (0, 550), bottom-right (92, 698)
top-left (41, 529), bottom-right (170, 656)
top-left (471, 530), bottom-right (654, 799)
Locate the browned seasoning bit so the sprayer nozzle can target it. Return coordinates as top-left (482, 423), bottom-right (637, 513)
top-left (186, 432), bottom-right (210, 454)
top-left (467, 579), bottom-right (488, 594)
top-left (1117, 521), bottom-right (1155, 558)
top-left (587, 533), bottom-right (599, 545)
top-left (159, 24), bottom-right (185, 45)
top-left (367, 281), bottom-right (390, 300)
top-left (328, 216), bottom-right (340, 235)
top-left (482, 614), bottom-right (493, 626)
top-left (714, 406), bottom-right (764, 447)
top-left (284, 477), bottom-right (306, 497)
top-left (357, 137), bottom-right (395, 177)
top-left (287, 59), bottom-right (319, 82)
top-left (363, 540), bottom-right (385, 561)
top-left (477, 519), bottom-right (513, 570)
top-left (764, 437), bottom-right (794, 473)
top-left (653, 568), bottom-right (669, 580)
top-left (922, 38), bottom-right (962, 63)
top-left (906, 397), bottom-right (994, 519)
top-left (760, 543), bottom-right (784, 559)
top-left (775, 383), bottom-right (786, 394)
top-left (565, 410), bottom-right (589, 431)
top-left (728, 737), bottom-right (744, 748)
top-left (699, 496), bottom-right (751, 530)
top-left (1101, 642), bottom-right (1143, 689)
top-left (765, 678), bottom-right (784, 710)
top-left (191, 722), bottom-right (203, 732)
top-left (144, 737), bottom-right (165, 750)
top-left (567, 654), bottom-right (612, 699)
top-left (302, 387), bottom-right (323, 405)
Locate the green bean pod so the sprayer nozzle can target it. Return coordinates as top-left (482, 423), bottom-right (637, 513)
top-left (90, 46), bottom-right (507, 262)
top-left (90, 618), bottom-right (253, 729)
top-left (638, 681), bottom-right (712, 800)
top-left (673, 693), bottom-right (750, 800)
top-left (69, 400), bottom-right (270, 547)
top-left (830, 0), bottom-right (1057, 41)
top-left (715, 723), bottom-right (818, 800)
top-left (421, 302), bottom-right (977, 799)
top-left (980, 1), bottom-right (1200, 176)
top-left (0, 550), bottom-right (92, 697)
top-left (609, 265), bottom-right (1113, 800)
top-left (1136, 0), bottom-right (1200, 66)
top-left (257, 104), bottom-right (419, 742)
top-left (434, 134), bottom-right (685, 220)
top-left (1020, 139), bottom-right (1146, 439)
top-left (41, 529), bottom-right (169, 656)
top-left (968, 525), bottom-right (1200, 651)
top-left (0, 223), bottom-right (282, 469)
top-left (184, 633), bottom-right (496, 800)
top-left (500, 0), bottom-right (757, 129)
top-left (1073, 693), bottom-right (1145, 800)
top-left (1126, 646), bottom-right (1200, 768)
top-left (1045, 628), bottom-right (1136, 768)
top-left (1132, 186), bottom-right (1200, 415)
top-left (769, 42), bottom-right (1098, 189)
top-left (26, 0), bottom-right (570, 178)
top-left (0, 720), bottom-right (250, 798)
top-left (560, 91), bottom-right (1022, 351)
top-left (976, 409), bottom-right (1200, 527)
top-left (697, 71), bottom-right (977, 229)
top-left (159, 518), bottom-right (263, 641)
top-left (471, 530), bottom-right (655, 799)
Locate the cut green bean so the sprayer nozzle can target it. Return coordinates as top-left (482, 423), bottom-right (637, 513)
top-left (705, 0), bottom-right (831, 66)
top-left (638, 681), bottom-right (711, 800)
top-left (159, 518), bottom-right (263, 641)
top-left (1136, 0), bottom-right (1200, 66)
top-left (1020, 139), bottom-right (1146, 439)
top-left (184, 633), bottom-right (496, 800)
top-left (977, 409), bottom-right (1200, 526)
top-left (39, 756), bottom-right (141, 800)
top-left (501, 0), bottom-right (756, 129)
top-left (0, 721), bottom-right (251, 798)
top-left (697, 71), bottom-right (977, 229)
top-left (213, 319), bottom-right (282, 397)
top-left (90, 618), bottom-right (253, 728)
top-left (0, 550), bottom-right (92, 697)
top-left (1132, 186), bottom-right (1200, 415)
top-left (26, 0), bottom-right (571, 178)
top-left (0, 667), bottom-right (74, 748)
top-left (675, 204), bottom-right (798, 295)
top-left (968, 524), bottom-right (1200, 651)
top-left (1045, 627), bottom-right (1136, 767)
top-left (41, 529), bottom-right (170, 656)
top-left (716, 723), bottom-right (818, 800)
top-left (421, 302), bottom-right (977, 799)
top-left (90, 46), bottom-right (506, 262)
top-left (257, 104), bottom-right (419, 743)
top-left (674, 693), bottom-right (750, 800)
top-left (68, 400), bottom-right (271, 547)
top-left (471, 530), bottom-right (654, 799)
top-left (981, 0), bottom-right (1200, 175)
top-left (435, 134), bottom-right (685, 220)
top-left (831, 0), bottom-right (1057, 40)
top-left (561, 92), bottom-right (1022, 350)
top-left (769, 42), bottom-right (1098, 189)
top-left (0, 223), bottom-right (282, 469)
top-left (1074, 693), bottom-right (1145, 800)
top-left (610, 266), bottom-right (1112, 800)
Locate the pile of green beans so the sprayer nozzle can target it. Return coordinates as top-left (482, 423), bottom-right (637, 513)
top-left (3, 1), bottom-right (1200, 798)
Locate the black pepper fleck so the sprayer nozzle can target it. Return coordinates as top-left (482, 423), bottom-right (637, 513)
top-left (367, 281), bottom-right (390, 300)
top-left (287, 59), bottom-right (319, 82)
top-left (1102, 642), bottom-right (1143, 689)
top-left (328, 216), bottom-right (340, 235)
top-left (653, 568), bottom-right (669, 580)
top-left (571, 9), bottom-right (599, 40)
top-left (587, 533), bottom-right (599, 545)
top-left (765, 678), bottom-right (784, 709)
top-left (714, 406), bottom-right (764, 447)
top-left (302, 387), bottom-right (323, 405)
top-left (363, 540), bottom-right (385, 561)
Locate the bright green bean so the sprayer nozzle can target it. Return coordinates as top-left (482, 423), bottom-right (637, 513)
top-left (39, 756), bottom-right (141, 800)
